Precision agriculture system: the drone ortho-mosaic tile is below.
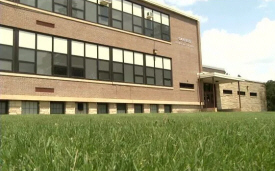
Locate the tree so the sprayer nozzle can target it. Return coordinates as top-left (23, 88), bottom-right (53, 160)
top-left (266, 80), bottom-right (275, 111)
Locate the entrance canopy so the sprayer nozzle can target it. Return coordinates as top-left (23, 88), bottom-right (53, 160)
top-left (199, 72), bottom-right (245, 83)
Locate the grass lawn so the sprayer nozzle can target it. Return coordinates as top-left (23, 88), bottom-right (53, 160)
top-left (1, 112), bottom-right (275, 170)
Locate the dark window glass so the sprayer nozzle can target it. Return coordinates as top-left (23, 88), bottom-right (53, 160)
top-left (72, 0), bottom-right (84, 10)
top-left (250, 92), bottom-right (257, 97)
top-left (98, 5), bottom-right (109, 25)
top-left (50, 102), bottom-right (64, 114)
top-left (72, 68), bottom-right (84, 77)
top-left (180, 83), bottom-right (194, 89)
top-left (20, 0), bottom-right (35, 7)
top-left (98, 16), bottom-right (109, 25)
top-left (98, 60), bottom-right (109, 71)
top-left (113, 73), bottom-right (123, 82)
top-left (76, 102), bottom-right (87, 114)
top-left (113, 20), bottom-right (122, 29)
top-left (54, 3), bottom-right (67, 15)
top-left (134, 26), bottom-right (142, 34)
top-left (223, 90), bottom-right (233, 94)
top-left (145, 29), bottom-right (153, 37)
top-left (113, 63), bottom-right (123, 73)
top-left (0, 60), bottom-right (12, 71)
top-left (54, 54), bottom-right (67, 66)
top-left (19, 48), bottom-right (35, 62)
top-left (237, 91), bottom-right (246, 96)
top-left (53, 66), bottom-right (67, 76)
top-left (145, 20), bottom-right (153, 37)
top-left (72, 56), bottom-right (84, 68)
top-left (99, 72), bottom-right (110, 80)
top-left (85, 1), bottom-right (97, 23)
top-left (150, 104), bottom-right (158, 113)
top-left (72, 9), bottom-right (84, 19)
top-left (135, 76), bottom-right (143, 84)
top-left (55, 0), bottom-right (67, 5)
top-left (146, 67), bottom-right (154, 77)
top-left (162, 25), bottom-right (170, 41)
top-left (135, 66), bottom-right (143, 75)
top-left (0, 45), bottom-right (13, 60)
top-left (154, 22), bottom-right (161, 39)
top-left (133, 16), bottom-right (142, 26)
top-left (19, 62), bottom-right (35, 73)
top-left (112, 10), bottom-right (122, 20)
top-left (164, 70), bottom-right (171, 79)
top-left (134, 104), bottom-right (143, 113)
top-left (37, 51), bottom-right (52, 75)
top-left (124, 64), bottom-right (134, 83)
top-left (38, 0), bottom-right (53, 11)
top-left (155, 69), bottom-right (163, 86)
top-left (123, 13), bottom-right (132, 32)
top-left (147, 77), bottom-right (154, 85)
top-left (97, 103), bottom-right (108, 114)
top-left (22, 101), bottom-right (38, 114)
top-left (162, 34), bottom-right (170, 41)
top-left (85, 58), bottom-right (97, 79)
top-left (117, 104), bottom-right (126, 114)
top-left (0, 101), bottom-right (8, 114)
top-left (164, 80), bottom-right (171, 87)
top-left (164, 105), bottom-right (172, 113)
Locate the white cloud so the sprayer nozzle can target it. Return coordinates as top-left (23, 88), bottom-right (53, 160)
top-left (202, 18), bottom-right (275, 82)
top-left (185, 10), bottom-right (208, 23)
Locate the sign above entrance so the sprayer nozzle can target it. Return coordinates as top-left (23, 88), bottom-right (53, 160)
top-left (175, 37), bottom-right (194, 48)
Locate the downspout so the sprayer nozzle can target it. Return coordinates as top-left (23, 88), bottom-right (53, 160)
top-left (197, 20), bottom-right (203, 111)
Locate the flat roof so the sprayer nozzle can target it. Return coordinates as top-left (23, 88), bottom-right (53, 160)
top-left (142, 0), bottom-right (200, 21)
top-left (199, 72), bottom-right (245, 84)
top-left (202, 65), bottom-right (225, 72)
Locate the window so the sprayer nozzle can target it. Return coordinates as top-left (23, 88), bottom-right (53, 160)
top-left (133, 4), bottom-right (143, 34)
top-left (161, 14), bottom-right (170, 41)
top-left (117, 103), bottom-right (126, 114)
top-left (112, 0), bottom-right (122, 29)
top-left (250, 92), bottom-right (257, 97)
top-left (22, 101), bottom-right (38, 114)
top-left (76, 102), bottom-right (87, 114)
top-left (223, 90), bottom-right (233, 94)
top-left (153, 11), bottom-right (161, 39)
top-left (0, 101), bottom-right (8, 114)
top-left (134, 104), bottom-right (143, 113)
top-left (123, 1), bottom-right (133, 32)
top-left (180, 83), bottom-right (194, 89)
top-left (85, 43), bottom-right (98, 79)
top-left (112, 48), bottom-right (123, 81)
top-left (237, 91), bottom-right (246, 96)
top-left (20, 0), bottom-right (35, 7)
top-left (134, 52), bottom-right (144, 84)
top-left (37, 34), bottom-right (53, 75)
top-left (72, 0), bottom-right (84, 19)
top-left (146, 55), bottom-right (155, 85)
top-left (18, 31), bottom-right (36, 74)
top-left (38, 0), bottom-right (52, 11)
top-left (97, 103), bottom-right (108, 114)
top-left (85, 0), bottom-right (97, 23)
top-left (53, 37), bottom-right (68, 76)
top-left (155, 56), bottom-right (163, 86)
top-left (98, 2), bottom-right (109, 25)
top-left (124, 51), bottom-right (134, 83)
top-left (144, 8), bottom-right (153, 37)
top-left (98, 46), bottom-right (110, 80)
top-left (0, 26), bottom-right (13, 71)
top-left (54, 0), bottom-right (68, 15)
top-left (150, 104), bottom-right (158, 113)
top-left (50, 102), bottom-right (65, 114)
top-left (164, 105), bottom-right (172, 113)
top-left (71, 41), bottom-right (85, 78)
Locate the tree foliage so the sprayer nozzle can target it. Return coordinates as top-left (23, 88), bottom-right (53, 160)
top-left (266, 80), bottom-right (275, 111)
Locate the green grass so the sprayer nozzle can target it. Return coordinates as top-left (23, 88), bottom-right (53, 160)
top-left (1, 112), bottom-right (275, 171)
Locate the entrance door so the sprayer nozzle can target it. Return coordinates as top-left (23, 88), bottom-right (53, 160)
top-left (204, 83), bottom-right (216, 108)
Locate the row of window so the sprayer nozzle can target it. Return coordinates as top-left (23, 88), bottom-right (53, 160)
top-left (0, 26), bottom-right (173, 87)
top-left (0, 101), bottom-right (172, 114)
top-left (7, 0), bottom-right (171, 41)
top-left (223, 90), bottom-right (258, 97)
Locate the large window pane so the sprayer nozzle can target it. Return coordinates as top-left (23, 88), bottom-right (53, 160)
top-left (123, 13), bottom-right (132, 32)
top-left (20, 0), bottom-right (35, 7)
top-left (72, 9), bottom-right (84, 19)
top-left (85, 58), bottom-right (97, 79)
top-left (38, 0), bottom-right (52, 11)
top-left (98, 16), bottom-right (109, 25)
top-left (85, 1), bottom-right (97, 23)
top-left (72, 56), bottom-right (84, 68)
top-left (147, 77), bottom-right (154, 85)
top-left (76, 102), bottom-right (87, 114)
top-left (164, 105), bottom-right (172, 113)
top-left (72, 68), bottom-right (84, 77)
top-left (135, 66), bottom-right (143, 75)
top-left (97, 103), bottom-right (108, 114)
top-left (99, 72), bottom-right (110, 80)
top-left (0, 45), bottom-right (13, 60)
top-left (113, 73), bottom-right (123, 82)
top-left (164, 70), bottom-right (171, 79)
top-left (54, 54), bottom-right (67, 66)
top-left (155, 69), bottom-right (163, 86)
top-left (124, 64), bottom-right (133, 83)
top-left (37, 51), bottom-right (52, 75)
top-left (134, 104), bottom-right (143, 113)
top-left (117, 104), bottom-right (126, 114)
top-left (154, 22), bottom-right (161, 39)
top-left (146, 67), bottom-right (154, 77)
top-left (19, 48), bottom-right (35, 62)
top-left (113, 63), bottom-right (123, 73)
top-left (19, 62), bottom-right (35, 73)
top-left (98, 5), bottom-right (109, 25)
top-left (150, 104), bottom-right (158, 113)
top-left (53, 66), bottom-right (67, 76)
top-left (0, 60), bottom-right (12, 71)
top-left (54, 3), bottom-right (67, 15)
top-left (0, 101), bottom-right (8, 114)
top-left (72, 0), bottom-right (84, 9)
top-left (99, 60), bottom-right (109, 71)
top-left (135, 76), bottom-right (143, 84)
top-left (50, 102), bottom-right (64, 114)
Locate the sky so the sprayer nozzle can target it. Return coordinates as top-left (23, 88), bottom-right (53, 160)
top-left (150, 0), bottom-right (275, 82)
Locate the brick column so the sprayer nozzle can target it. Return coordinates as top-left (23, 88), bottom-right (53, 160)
top-left (9, 101), bottom-right (22, 115)
top-left (109, 103), bottom-right (117, 114)
top-left (88, 103), bottom-right (97, 114)
top-left (65, 102), bottom-right (75, 115)
top-left (127, 104), bottom-right (134, 114)
top-left (158, 104), bottom-right (165, 113)
top-left (40, 101), bottom-right (50, 115)
top-left (144, 104), bottom-right (150, 114)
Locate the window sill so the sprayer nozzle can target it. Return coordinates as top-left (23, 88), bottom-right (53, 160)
top-left (0, 72), bottom-right (174, 90)
top-left (1, 0), bottom-right (172, 45)
top-left (180, 88), bottom-right (195, 92)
